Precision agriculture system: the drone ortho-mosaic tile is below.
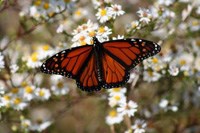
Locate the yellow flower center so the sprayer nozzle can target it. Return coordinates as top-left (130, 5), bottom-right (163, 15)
top-left (57, 82), bottom-right (64, 89)
top-left (131, 22), bottom-right (137, 28)
top-left (11, 88), bottom-right (19, 94)
top-left (34, 0), bottom-right (41, 6)
top-left (75, 10), bottom-right (81, 16)
top-left (114, 95), bottom-right (121, 101)
top-left (79, 36), bottom-right (85, 41)
top-left (48, 12), bottom-right (55, 17)
top-left (113, 88), bottom-right (120, 92)
top-left (180, 60), bottom-right (186, 65)
top-left (39, 90), bottom-right (45, 97)
top-left (152, 58), bottom-right (158, 64)
top-left (125, 104), bottom-right (130, 110)
top-left (148, 71), bottom-right (153, 77)
top-left (31, 52), bottom-right (39, 62)
top-left (80, 40), bottom-right (87, 46)
top-left (43, 2), bottom-right (50, 10)
top-left (14, 98), bottom-right (21, 105)
top-left (89, 31), bottom-right (96, 37)
top-left (42, 45), bottom-right (50, 51)
top-left (98, 27), bottom-right (105, 33)
top-left (4, 95), bottom-right (10, 101)
top-left (109, 110), bottom-right (117, 117)
top-left (25, 86), bottom-right (33, 94)
top-left (82, 25), bottom-right (88, 30)
top-left (21, 81), bottom-right (28, 87)
top-left (192, 20), bottom-right (199, 26)
top-left (100, 8), bottom-right (107, 16)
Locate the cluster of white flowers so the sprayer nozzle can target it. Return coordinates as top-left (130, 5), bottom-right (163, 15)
top-left (22, 0), bottom-right (77, 20)
top-left (106, 88), bottom-right (146, 132)
top-left (0, 85), bottom-right (50, 110)
top-left (71, 20), bottom-right (112, 47)
top-left (96, 4), bottom-right (125, 23)
top-left (26, 44), bottom-right (55, 68)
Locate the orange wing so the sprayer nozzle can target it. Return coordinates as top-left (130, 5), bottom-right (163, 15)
top-left (41, 45), bottom-right (101, 91)
top-left (76, 53), bottom-right (100, 91)
top-left (101, 39), bottom-right (161, 88)
top-left (101, 51), bottom-right (129, 89)
top-left (41, 45), bottom-right (93, 79)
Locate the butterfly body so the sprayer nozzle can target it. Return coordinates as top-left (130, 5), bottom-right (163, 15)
top-left (41, 37), bottom-right (161, 92)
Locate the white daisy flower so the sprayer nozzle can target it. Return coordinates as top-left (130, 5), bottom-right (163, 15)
top-left (92, 0), bottom-right (101, 9)
top-left (21, 118), bottom-right (31, 130)
top-left (51, 81), bottom-right (69, 96)
top-left (23, 85), bottom-right (36, 101)
top-left (96, 7), bottom-right (112, 23)
top-left (168, 64), bottom-right (179, 76)
top-left (29, 108), bottom-right (52, 132)
top-left (189, 19), bottom-right (200, 31)
top-left (73, 8), bottom-right (88, 20)
top-left (131, 21), bottom-right (140, 29)
top-left (174, 53), bottom-right (194, 71)
top-left (29, 120), bottom-right (52, 132)
top-left (108, 4), bottom-right (125, 19)
top-left (0, 94), bottom-right (12, 108)
top-left (35, 88), bottom-right (51, 101)
top-left (143, 71), bottom-right (162, 82)
top-left (117, 100), bottom-right (138, 117)
top-left (10, 87), bottom-right (24, 96)
top-left (26, 52), bottom-right (42, 68)
top-left (96, 26), bottom-right (112, 42)
top-left (108, 93), bottom-right (126, 107)
top-left (108, 87), bottom-right (127, 96)
top-left (105, 110), bottom-right (123, 125)
top-left (132, 119), bottom-right (147, 133)
top-left (0, 52), bottom-right (5, 70)
top-left (37, 45), bottom-right (55, 60)
top-left (11, 97), bottom-right (28, 111)
top-left (29, 6), bottom-right (41, 20)
top-left (137, 8), bottom-right (152, 24)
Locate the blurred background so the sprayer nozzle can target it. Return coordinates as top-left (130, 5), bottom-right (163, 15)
top-left (0, 0), bottom-right (200, 133)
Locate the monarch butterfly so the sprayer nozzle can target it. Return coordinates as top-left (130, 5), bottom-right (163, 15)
top-left (41, 37), bottom-right (161, 92)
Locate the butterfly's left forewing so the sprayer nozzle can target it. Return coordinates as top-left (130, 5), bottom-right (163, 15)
top-left (41, 45), bottom-right (93, 79)
top-left (41, 45), bottom-right (101, 92)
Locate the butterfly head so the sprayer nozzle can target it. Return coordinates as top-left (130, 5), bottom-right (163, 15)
top-left (92, 37), bottom-right (99, 45)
